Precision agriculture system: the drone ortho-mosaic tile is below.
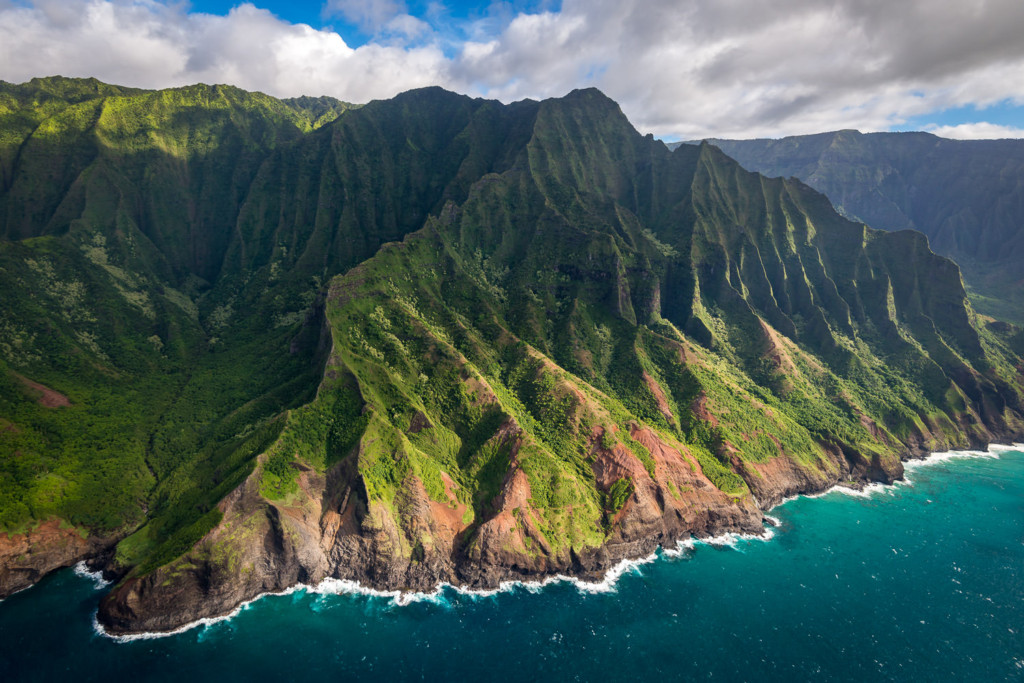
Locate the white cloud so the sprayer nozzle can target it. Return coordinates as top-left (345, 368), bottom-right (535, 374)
top-left (324, 0), bottom-right (406, 33)
top-left (383, 13), bottom-right (431, 40)
top-left (926, 122), bottom-right (1024, 140)
top-left (447, 0), bottom-right (1024, 139)
top-left (2, 0), bottom-right (1024, 138)
top-left (0, 1), bottom-right (449, 101)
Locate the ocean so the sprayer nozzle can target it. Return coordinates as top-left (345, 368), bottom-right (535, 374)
top-left (2, 447), bottom-right (1022, 682)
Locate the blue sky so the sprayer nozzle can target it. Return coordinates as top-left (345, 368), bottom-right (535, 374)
top-left (188, 1), bottom-right (553, 27)
top-left (2, 0), bottom-right (1023, 140)
top-left (896, 101), bottom-right (1024, 139)
top-left (189, 1), bottom-right (559, 52)
top-left (190, 0), bottom-right (326, 27)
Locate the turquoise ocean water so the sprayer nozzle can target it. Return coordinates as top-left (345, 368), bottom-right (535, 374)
top-left (1, 448), bottom-right (1022, 681)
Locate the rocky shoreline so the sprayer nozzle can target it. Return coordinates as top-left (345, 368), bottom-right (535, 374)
top-left (3, 430), bottom-right (1021, 637)
top-left (0, 520), bottom-right (118, 599)
top-left (90, 429), bottom-right (1020, 636)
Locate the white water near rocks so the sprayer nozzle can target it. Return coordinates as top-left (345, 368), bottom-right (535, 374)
top-left (90, 442), bottom-right (1024, 642)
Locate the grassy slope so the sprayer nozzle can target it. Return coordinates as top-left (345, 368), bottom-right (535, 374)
top-left (0, 80), bottom-right (334, 565)
top-left (1, 80), bottom-right (1022, 583)
top-left (245, 92), bottom-right (1024, 566)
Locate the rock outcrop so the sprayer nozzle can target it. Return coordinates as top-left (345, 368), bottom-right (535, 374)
top-left (1, 80), bottom-right (1023, 637)
top-left (0, 520), bottom-right (113, 597)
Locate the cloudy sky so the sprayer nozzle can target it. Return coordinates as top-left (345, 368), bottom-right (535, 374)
top-left (2, 0), bottom-right (1024, 140)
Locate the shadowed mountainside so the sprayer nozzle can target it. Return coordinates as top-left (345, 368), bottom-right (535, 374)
top-left (0, 79), bottom-right (1022, 633)
top-left (685, 131), bottom-right (1024, 323)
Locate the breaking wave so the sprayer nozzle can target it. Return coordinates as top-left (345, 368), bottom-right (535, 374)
top-left (774, 443), bottom-right (1023, 509)
top-left (94, 585), bottom-right (306, 642)
top-left (93, 443), bottom-right (1022, 642)
top-left (73, 561), bottom-right (110, 590)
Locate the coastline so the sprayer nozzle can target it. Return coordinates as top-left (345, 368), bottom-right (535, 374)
top-left (86, 441), bottom-right (1024, 643)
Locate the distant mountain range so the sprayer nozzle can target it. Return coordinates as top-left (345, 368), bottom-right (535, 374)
top-left (1, 79), bottom-right (1022, 635)
top-left (676, 131), bottom-right (1024, 322)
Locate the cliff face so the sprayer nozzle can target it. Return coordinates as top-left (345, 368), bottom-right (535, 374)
top-left (2, 80), bottom-right (1024, 634)
top-left (0, 520), bottom-right (115, 596)
top-left (695, 131), bottom-right (1024, 323)
top-left (100, 423), bottom-right (767, 634)
top-left (99, 92), bottom-right (1024, 634)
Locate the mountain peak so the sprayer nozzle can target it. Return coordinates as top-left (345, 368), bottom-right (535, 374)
top-left (563, 86), bottom-right (614, 100)
top-left (2, 79), bottom-right (1023, 637)
top-left (550, 86), bottom-right (624, 114)
top-left (383, 85), bottom-right (471, 105)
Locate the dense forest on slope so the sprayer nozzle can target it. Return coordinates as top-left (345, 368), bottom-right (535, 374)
top-left (0, 79), bottom-right (1022, 633)
top-left (685, 131), bottom-right (1024, 322)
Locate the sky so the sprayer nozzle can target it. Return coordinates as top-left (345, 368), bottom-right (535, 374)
top-left (2, 0), bottom-right (1024, 140)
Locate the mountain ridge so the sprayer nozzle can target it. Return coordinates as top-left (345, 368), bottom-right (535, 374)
top-left (0, 79), bottom-right (1021, 634)
top-left (679, 130), bottom-right (1024, 322)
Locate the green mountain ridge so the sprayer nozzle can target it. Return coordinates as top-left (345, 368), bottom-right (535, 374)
top-left (0, 79), bottom-right (1021, 634)
top-left (681, 131), bottom-right (1024, 323)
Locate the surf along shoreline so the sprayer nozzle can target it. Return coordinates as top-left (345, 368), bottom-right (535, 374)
top-left (84, 442), bottom-right (1024, 643)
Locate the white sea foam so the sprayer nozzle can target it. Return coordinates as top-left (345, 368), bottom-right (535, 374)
top-left (1, 561), bottom-right (107, 605)
top-left (95, 443), bottom-right (1023, 642)
top-left (313, 552), bottom-right (662, 604)
top-left (0, 584), bottom-right (30, 603)
top-left (903, 444), bottom-right (1013, 471)
top-left (826, 481), bottom-right (892, 499)
top-left (94, 555), bottom-right (666, 642)
top-left (987, 443), bottom-right (1024, 453)
top-left (661, 525), bottom-right (776, 556)
top-left (93, 585), bottom-right (305, 642)
top-left (563, 553), bottom-right (660, 593)
top-left (311, 578), bottom-right (449, 605)
top-left (772, 442), bottom-right (1022, 510)
top-left (73, 561), bottom-right (110, 590)
top-left (94, 534), bottom-right (775, 642)
top-left (775, 492), bottom-right (800, 507)
top-left (701, 526), bottom-right (776, 547)
top-left (661, 537), bottom-right (697, 557)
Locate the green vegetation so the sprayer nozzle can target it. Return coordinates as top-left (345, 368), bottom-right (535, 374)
top-left (1, 78), bottom-right (1023, 588)
top-left (701, 131), bottom-right (1024, 323)
top-left (607, 477), bottom-right (633, 513)
top-left (619, 430), bottom-right (657, 478)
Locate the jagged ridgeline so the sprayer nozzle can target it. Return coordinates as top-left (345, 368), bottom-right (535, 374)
top-left (690, 131), bottom-right (1024, 323)
top-left (1, 79), bottom-right (1022, 633)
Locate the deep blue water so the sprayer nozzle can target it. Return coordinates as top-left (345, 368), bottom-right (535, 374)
top-left (2, 449), bottom-right (1023, 682)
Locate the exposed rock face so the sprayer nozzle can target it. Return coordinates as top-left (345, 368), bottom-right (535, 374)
top-left (4, 82), bottom-right (1024, 639)
top-left (0, 520), bottom-right (113, 597)
top-left (93, 97), bottom-right (1024, 634)
top-left (697, 131), bottom-right (1024, 321)
top-left (98, 437), bottom-right (763, 635)
top-left (99, 418), bottom-right (997, 637)
top-left (93, 378), bottom-right (1024, 636)
top-left (13, 375), bottom-right (72, 408)
top-left (98, 410), bottom-right (949, 636)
